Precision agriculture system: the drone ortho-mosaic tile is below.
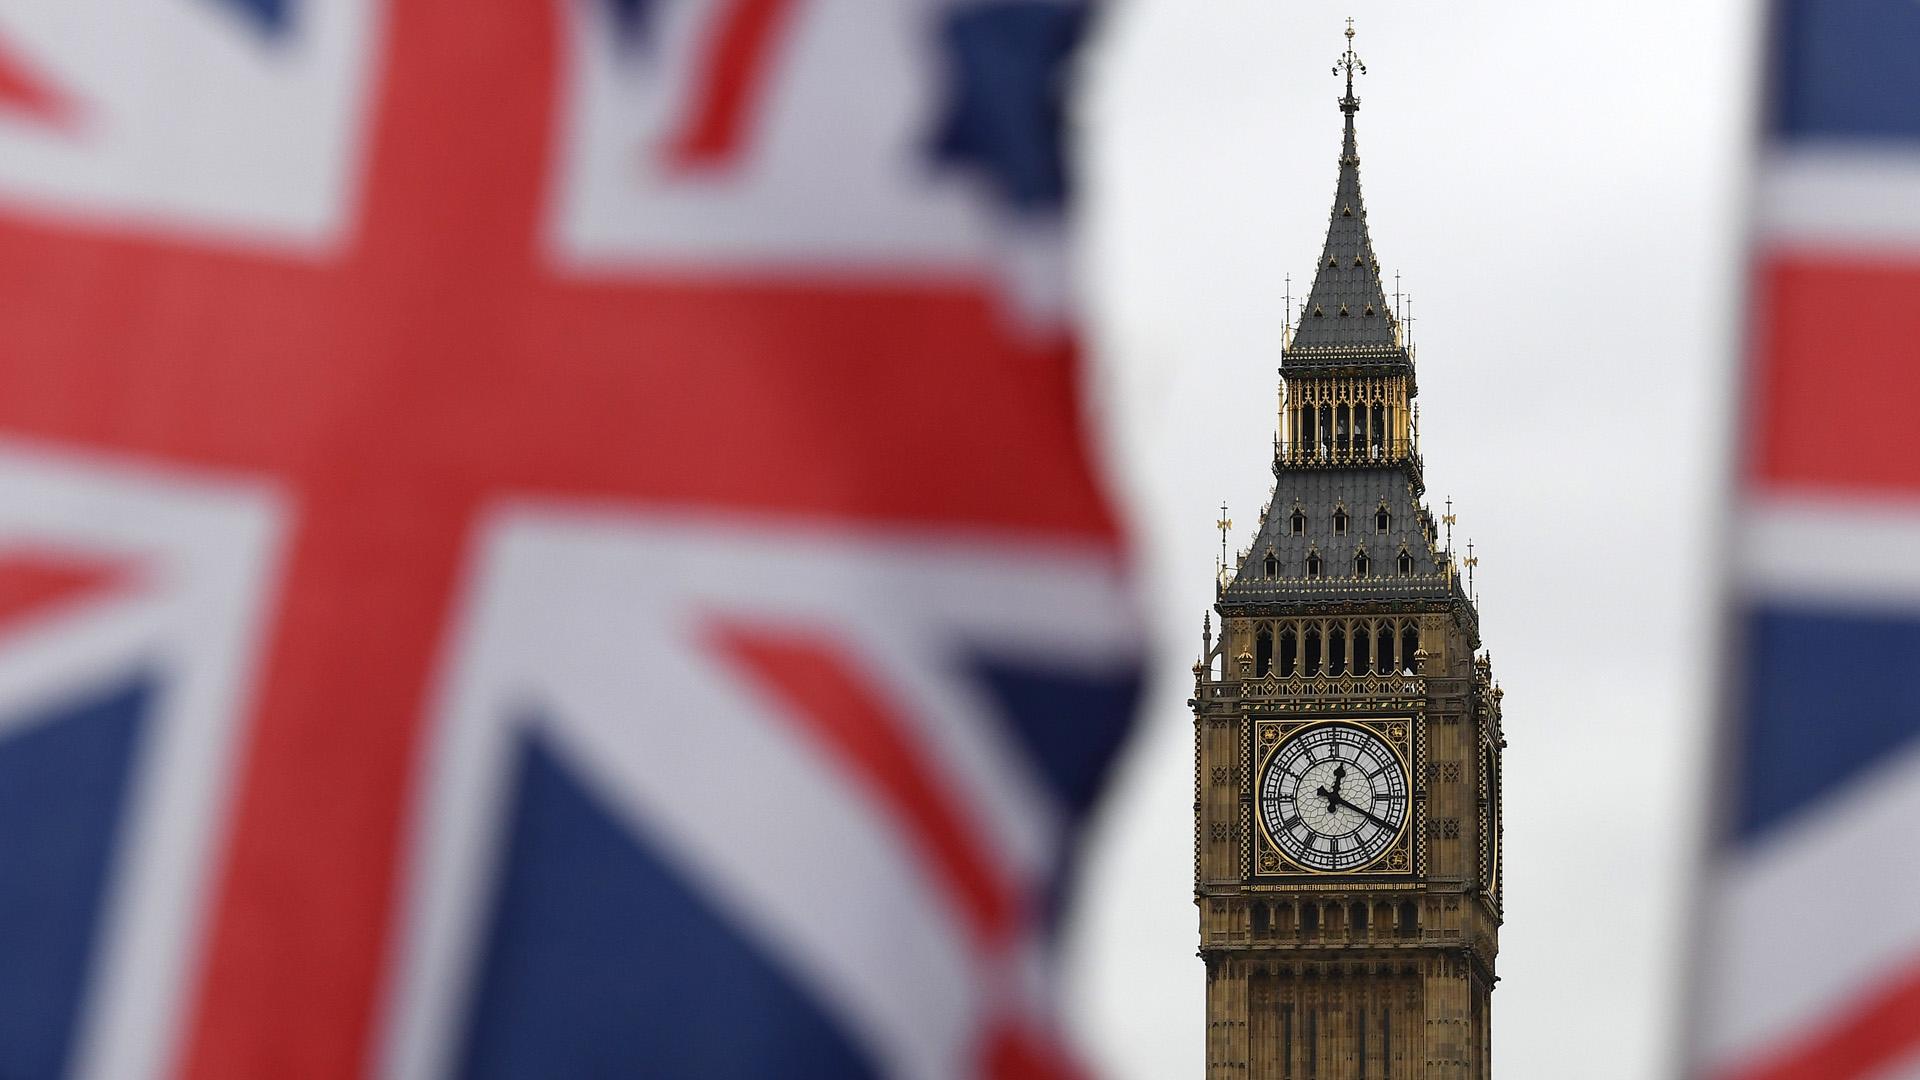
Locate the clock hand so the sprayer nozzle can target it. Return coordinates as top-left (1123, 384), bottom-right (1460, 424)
top-left (1314, 785), bottom-right (1340, 814)
top-left (1330, 791), bottom-right (1399, 832)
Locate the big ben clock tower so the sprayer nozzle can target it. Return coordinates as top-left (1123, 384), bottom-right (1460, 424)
top-left (1193, 25), bottom-right (1505, 1079)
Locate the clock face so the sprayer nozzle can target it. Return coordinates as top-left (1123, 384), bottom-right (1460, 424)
top-left (1258, 723), bottom-right (1410, 873)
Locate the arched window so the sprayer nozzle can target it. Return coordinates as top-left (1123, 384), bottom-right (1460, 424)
top-left (1350, 902), bottom-right (1370, 937)
top-left (1301, 904), bottom-right (1321, 937)
top-left (1336, 404), bottom-right (1351, 450)
top-left (1255, 627), bottom-right (1273, 677)
top-left (1398, 551), bottom-right (1415, 575)
top-left (1264, 551), bottom-right (1278, 578)
top-left (1333, 510), bottom-right (1349, 536)
top-left (1397, 901), bottom-right (1418, 938)
top-left (1328, 626), bottom-right (1347, 676)
top-left (1252, 902), bottom-right (1270, 936)
top-left (1306, 552), bottom-right (1323, 578)
top-left (1376, 508), bottom-right (1391, 533)
top-left (1402, 625), bottom-right (1420, 674)
top-left (1377, 625), bottom-right (1395, 673)
top-left (1371, 402), bottom-right (1386, 450)
top-left (1355, 552), bottom-right (1371, 577)
top-left (1318, 404), bottom-right (1332, 452)
top-left (1354, 629), bottom-right (1372, 675)
top-left (1279, 626), bottom-right (1299, 677)
top-left (1304, 627), bottom-right (1322, 677)
top-left (1290, 509), bottom-right (1306, 535)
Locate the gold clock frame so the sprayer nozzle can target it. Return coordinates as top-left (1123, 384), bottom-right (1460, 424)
top-left (1247, 716), bottom-right (1422, 882)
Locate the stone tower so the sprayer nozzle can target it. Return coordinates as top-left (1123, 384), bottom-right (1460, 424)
top-left (1193, 26), bottom-right (1505, 1079)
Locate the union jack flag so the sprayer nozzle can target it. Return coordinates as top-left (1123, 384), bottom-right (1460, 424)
top-left (1691, 2), bottom-right (1920, 1078)
top-left (0, 2), bottom-right (1141, 1078)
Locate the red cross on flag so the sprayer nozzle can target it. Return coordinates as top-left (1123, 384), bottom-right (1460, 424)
top-left (0, 2), bottom-right (1142, 1078)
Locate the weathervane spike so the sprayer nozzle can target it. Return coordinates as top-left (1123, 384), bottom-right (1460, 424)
top-left (1335, 18), bottom-right (1366, 109)
top-left (1283, 273), bottom-right (1292, 353)
top-left (1215, 502), bottom-right (1234, 587)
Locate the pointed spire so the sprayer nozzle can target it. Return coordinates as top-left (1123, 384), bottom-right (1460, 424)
top-left (1288, 20), bottom-right (1402, 359)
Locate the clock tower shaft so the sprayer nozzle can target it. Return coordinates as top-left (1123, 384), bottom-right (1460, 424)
top-left (1192, 25), bottom-right (1505, 1079)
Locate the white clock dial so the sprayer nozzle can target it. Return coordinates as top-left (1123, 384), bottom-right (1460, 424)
top-left (1258, 723), bottom-right (1409, 873)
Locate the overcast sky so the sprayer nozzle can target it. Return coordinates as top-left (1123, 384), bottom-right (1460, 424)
top-left (1061, 2), bottom-right (1756, 1075)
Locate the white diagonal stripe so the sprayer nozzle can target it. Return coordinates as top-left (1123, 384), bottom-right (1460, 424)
top-left (381, 507), bottom-right (1140, 1080)
top-left (1696, 739), bottom-right (1920, 1070)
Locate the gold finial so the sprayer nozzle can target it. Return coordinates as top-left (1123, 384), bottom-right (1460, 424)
top-left (1442, 496), bottom-right (1455, 550)
top-left (1464, 539), bottom-right (1479, 600)
top-left (1334, 18), bottom-right (1366, 109)
top-left (1215, 502), bottom-right (1234, 586)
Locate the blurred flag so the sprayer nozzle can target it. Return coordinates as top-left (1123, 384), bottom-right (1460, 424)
top-left (0, 2), bottom-right (1140, 1078)
top-left (1691, 3), bottom-right (1920, 1079)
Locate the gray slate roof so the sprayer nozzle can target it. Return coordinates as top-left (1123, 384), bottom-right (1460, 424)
top-left (1286, 97), bottom-right (1406, 363)
top-left (1222, 465), bottom-right (1459, 608)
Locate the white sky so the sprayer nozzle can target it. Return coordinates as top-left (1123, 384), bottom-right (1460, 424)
top-left (1063, 2), bottom-right (1754, 1075)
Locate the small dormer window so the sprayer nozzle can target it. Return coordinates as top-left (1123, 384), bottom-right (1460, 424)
top-left (1355, 552), bottom-right (1371, 577)
top-left (1376, 508), bottom-right (1391, 533)
top-left (1312, 306), bottom-right (1325, 317)
top-left (1333, 509), bottom-right (1350, 535)
top-left (1306, 552), bottom-right (1323, 578)
top-left (1290, 509), bottom-right (1306, 535)
top-left (1398, 551), bottom-right (1415, 575)
top-left (1264, 552), bottom-right (1278, 578)
top-left (1337, 304), bottom-right (1351, 317)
